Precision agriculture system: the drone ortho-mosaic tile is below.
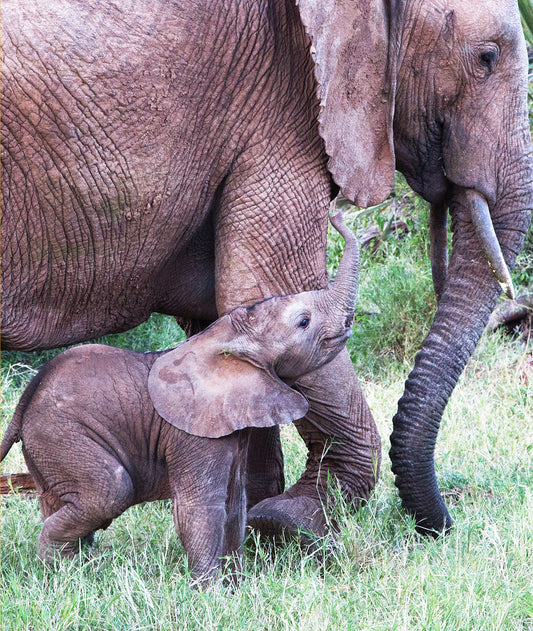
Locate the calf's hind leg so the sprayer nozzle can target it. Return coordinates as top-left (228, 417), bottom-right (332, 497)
top-left (38, 466), bottom-right (134, 560)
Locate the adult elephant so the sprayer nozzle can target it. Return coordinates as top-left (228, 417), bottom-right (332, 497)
top-left (1, 0), bottom-right (532, 536)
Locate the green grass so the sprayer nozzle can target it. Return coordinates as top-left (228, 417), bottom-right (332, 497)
top-left (2, 178), bottom-right (533, 629)
top-left (2, 311), bottom-right (532, 629)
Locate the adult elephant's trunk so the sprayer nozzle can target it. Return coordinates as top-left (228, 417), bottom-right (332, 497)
top-left (328, 212), bottom-right (360, 322)
top-left (390, 184), bottom-right (532, 533)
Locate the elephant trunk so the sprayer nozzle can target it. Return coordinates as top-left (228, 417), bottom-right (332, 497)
top-left (390, 184), bottom-right (532, 534)
top-left (429, 203), bottom-right (448, 301)
top-left (327, 212), bottom-right (361, 324)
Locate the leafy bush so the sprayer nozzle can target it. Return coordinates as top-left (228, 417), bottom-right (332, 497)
top-left (349, 255), bottom-right (436, 376)
top-left (513, 228), bottom-right (533, 291)
top-left (519, 0), bottom-right (533, 47)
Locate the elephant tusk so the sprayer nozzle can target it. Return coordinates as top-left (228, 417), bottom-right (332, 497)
top-left (466, 189), bottom-right (515, 300)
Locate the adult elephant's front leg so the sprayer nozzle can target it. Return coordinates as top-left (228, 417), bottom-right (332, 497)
top-left (248, 349), bottom-right (381, 539)
top-left (245, 426), bottom-right (285, 509)
top-left (213, 157), bottom-right (380, 536)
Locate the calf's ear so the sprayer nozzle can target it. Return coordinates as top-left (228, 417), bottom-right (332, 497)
top-left (147, 316), bottom-right (308, 438)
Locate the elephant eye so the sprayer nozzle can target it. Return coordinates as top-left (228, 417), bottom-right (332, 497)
top-left (298, 317), bottom-right (310, 329)
top-left (478, 47), bottom-right (498, 74)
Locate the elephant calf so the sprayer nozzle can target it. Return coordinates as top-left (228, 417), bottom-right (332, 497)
top-left (1, 213), bottom-right (360, 581)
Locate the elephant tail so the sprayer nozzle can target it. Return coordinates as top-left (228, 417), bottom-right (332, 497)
top-left (1, 364), bottom-right (48, 461)
top-left (0, 420), bottom-right (21, 461)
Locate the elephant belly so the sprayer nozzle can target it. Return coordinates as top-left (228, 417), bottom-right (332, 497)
top-left (0, 213), bottom-right (217, 350)
top-left (0, 191), bottom-right (195, 346)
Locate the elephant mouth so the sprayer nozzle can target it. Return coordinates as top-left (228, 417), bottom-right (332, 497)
top-left (324, 329), bottom-right (352, 347)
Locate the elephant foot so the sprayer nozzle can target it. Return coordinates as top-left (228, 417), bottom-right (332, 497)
top-left (247, 493), bottom-right (329, 546)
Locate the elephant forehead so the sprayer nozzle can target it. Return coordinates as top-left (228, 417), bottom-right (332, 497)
top-left (433, 0), bottom-right (519, 34)
top-left (463, 0), bottom-right (519, 22)
top-left (253, 293), bottom-right (315, 323)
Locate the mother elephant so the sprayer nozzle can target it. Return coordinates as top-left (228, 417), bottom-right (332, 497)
top-left (2, 0), bottom-right (532, 535)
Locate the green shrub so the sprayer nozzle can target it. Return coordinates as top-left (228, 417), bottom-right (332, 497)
top-left (513, 227), bottom-right (533, 291)
top-left (519, 0), bottom-right (533, 47)
top-left (349, 255), bottom-right (436, 376)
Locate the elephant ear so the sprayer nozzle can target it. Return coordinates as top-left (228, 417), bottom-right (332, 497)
top-left (297, 0), bottom-right (396, 207)
top-left (147, 317), bottom-right (309, 438)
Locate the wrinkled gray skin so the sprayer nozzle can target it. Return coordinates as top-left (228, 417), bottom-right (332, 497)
top-left (2, 0), bottom-right (532, 536)
top-left (0, 214), bottom-right (359, 580)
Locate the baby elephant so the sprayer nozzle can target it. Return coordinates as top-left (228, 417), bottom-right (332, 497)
top-left (1, 213), bottom-right (359, 581)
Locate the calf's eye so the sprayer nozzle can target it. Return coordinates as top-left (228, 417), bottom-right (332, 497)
top-left (298, 317), bottom-right (310, 329)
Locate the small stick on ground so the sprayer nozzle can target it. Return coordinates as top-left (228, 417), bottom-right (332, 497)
top-left (1, 472), bottom-right (37, 496)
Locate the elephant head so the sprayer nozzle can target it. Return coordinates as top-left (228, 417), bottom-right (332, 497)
top-left (298, 0), bottom-right (533, 532)
top-left (148, 212), bottom-right (360, 438)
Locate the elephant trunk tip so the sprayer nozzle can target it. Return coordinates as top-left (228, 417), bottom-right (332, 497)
top-left (329, 212), bottom-right (354, 244)
top-left (327, 210), bottom-right (360, 315)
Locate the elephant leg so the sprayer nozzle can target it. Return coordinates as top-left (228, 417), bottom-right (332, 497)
top-left (169, 433), bottom-right (248, 582)
top-left (221, 430), bottom-right (251, 576)
top-left (248, 349), bottom-right (381, 540)
top-left (245, 426), bottom-right (285, 510)
top-left (38, 469), bottom-right (133, 561)
top-left (24, 443), bottom-right (133, 558)
top-left (213, 163), bottom-right (332, 520)
top-left (37, 492), bottom-right (95, 551)
top-left (39, 504), bottom-right (96, 560)
top-left (172, 500), bottom-right (228, 582)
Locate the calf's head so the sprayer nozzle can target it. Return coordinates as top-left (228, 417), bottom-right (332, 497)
top-left (148, 213), bottom-right (359, 438)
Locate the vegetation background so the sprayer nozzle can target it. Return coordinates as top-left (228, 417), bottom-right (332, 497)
top-left (1, 8), bottom-right (532, 631)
